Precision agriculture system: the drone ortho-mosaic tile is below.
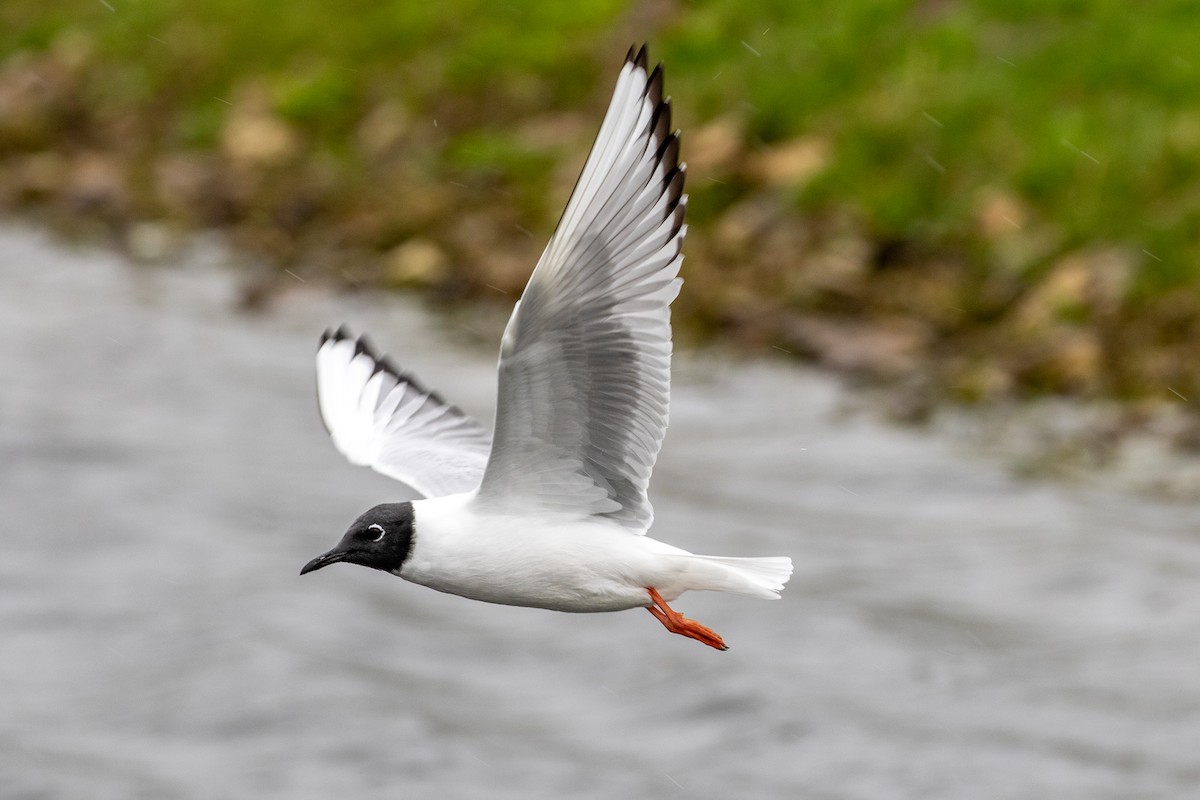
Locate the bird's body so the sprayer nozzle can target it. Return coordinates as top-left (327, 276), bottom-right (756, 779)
top-left (301, 45), bottom-right (792, 650)
top-left (406, 494), bottom-right (676, 612)
top-left (402, 493), bottom-right (787, 613)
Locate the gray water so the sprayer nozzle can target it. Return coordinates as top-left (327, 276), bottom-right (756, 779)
top-left (2, 223), bottom-right (1198, 799)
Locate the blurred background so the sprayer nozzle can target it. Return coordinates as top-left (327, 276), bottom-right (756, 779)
top-left (5, 1), bottom-right (1200, 406)
top-left (3, 2), bottom-right (1200, 798)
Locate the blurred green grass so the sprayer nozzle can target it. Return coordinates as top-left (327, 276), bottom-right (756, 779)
top-left (670, 0), bottom-right (1200, 283)
top-left (3, 0), bottom-right (1200, 401)
top-left (3, 0), bottom-right (626, 143)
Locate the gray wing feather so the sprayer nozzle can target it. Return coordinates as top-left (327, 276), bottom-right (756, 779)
top-left (475, 46), bottom-right (687, 531)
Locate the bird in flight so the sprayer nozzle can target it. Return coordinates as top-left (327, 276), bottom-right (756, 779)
top-left (301, 45), bottom-right (792, 650)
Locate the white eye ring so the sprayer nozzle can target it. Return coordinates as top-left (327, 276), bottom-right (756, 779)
top-left (367, 523), bottom-right (385, 542)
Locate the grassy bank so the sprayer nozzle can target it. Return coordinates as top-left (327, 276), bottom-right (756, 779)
top-left (3, 1), bottom-right (1200, 412)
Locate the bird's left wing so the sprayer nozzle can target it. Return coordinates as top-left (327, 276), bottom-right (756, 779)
top-left (316, 326), bottom-right (492, 498)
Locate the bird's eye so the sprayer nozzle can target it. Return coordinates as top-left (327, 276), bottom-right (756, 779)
top-left (366, 523), bottom-right (386, 542)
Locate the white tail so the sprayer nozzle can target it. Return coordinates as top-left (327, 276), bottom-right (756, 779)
top-left (683, 555), bottom-right (793, 599)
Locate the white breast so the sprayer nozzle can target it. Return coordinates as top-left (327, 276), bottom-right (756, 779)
top-left (399, 494), bottom-right (677, 612)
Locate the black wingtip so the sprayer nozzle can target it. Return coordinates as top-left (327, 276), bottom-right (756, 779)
top-left (645, 64), bottom-right (664, 106)
top-left (314, 323), bottom-right (477, 434)
top-left (655, 129), bottom-right (680, 169)
top-left (666, 193), bottom-right (688, 239)
top-left (353, 334), bottom-right (375, 359)
top-left (664, 162), bottom-right (686, 201)
top-left (379, 354), bottom-right (401, 377)
top-left (632, 43), bottom-right (649, 71)
top-left (650, 97), bottom-right (672, 144)
top-left (365, 348), bottom-right (446, 405)
top-left (321, 324), bottom-right (354, 347)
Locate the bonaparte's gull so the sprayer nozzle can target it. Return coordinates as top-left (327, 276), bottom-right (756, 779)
top-left (301, 45), bottom-right (793, 650)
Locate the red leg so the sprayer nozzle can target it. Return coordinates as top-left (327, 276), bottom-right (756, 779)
top-left (645, 588), bottom-right (728, 651)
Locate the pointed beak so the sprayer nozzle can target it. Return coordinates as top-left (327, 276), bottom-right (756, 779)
top-left (300, 549), bottom-right (348, 575)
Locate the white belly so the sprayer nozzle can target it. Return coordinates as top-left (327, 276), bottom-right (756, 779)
top-left (398, 495), bottom-right (688, 612)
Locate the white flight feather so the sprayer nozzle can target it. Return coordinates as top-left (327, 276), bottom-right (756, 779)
top-left (315, 328), bottom-right (491, 498)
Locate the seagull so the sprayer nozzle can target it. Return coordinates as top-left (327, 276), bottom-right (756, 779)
top-left (301, 45), bottom-right (792, 650)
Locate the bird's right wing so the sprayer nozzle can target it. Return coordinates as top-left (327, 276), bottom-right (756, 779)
top-left (316, 326), bottom-right (492, 498)
top-left (474, 46), bottom-right (686, 531)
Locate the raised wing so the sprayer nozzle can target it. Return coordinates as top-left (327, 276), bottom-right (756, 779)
top-left (475, 45), bottom-right (687, 531)
top-left (316, 326), bottom-right (492, 498)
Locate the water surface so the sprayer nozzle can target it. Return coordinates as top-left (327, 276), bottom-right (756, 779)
top-left (2, 225), bottom-right (1198, 799)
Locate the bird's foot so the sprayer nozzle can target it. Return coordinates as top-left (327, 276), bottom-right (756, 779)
top-left (645, 587), bottom-right (728, 651)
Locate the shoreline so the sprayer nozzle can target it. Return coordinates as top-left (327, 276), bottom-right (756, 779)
top-left (9, 216), bottom-right (1200, 502)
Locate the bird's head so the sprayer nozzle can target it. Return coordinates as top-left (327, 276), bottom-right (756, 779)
top-left (300, 502), bottom-right (415, 576)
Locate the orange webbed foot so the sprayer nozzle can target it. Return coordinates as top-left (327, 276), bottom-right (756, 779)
top-left (645, 588), bottom-right (728, 651)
